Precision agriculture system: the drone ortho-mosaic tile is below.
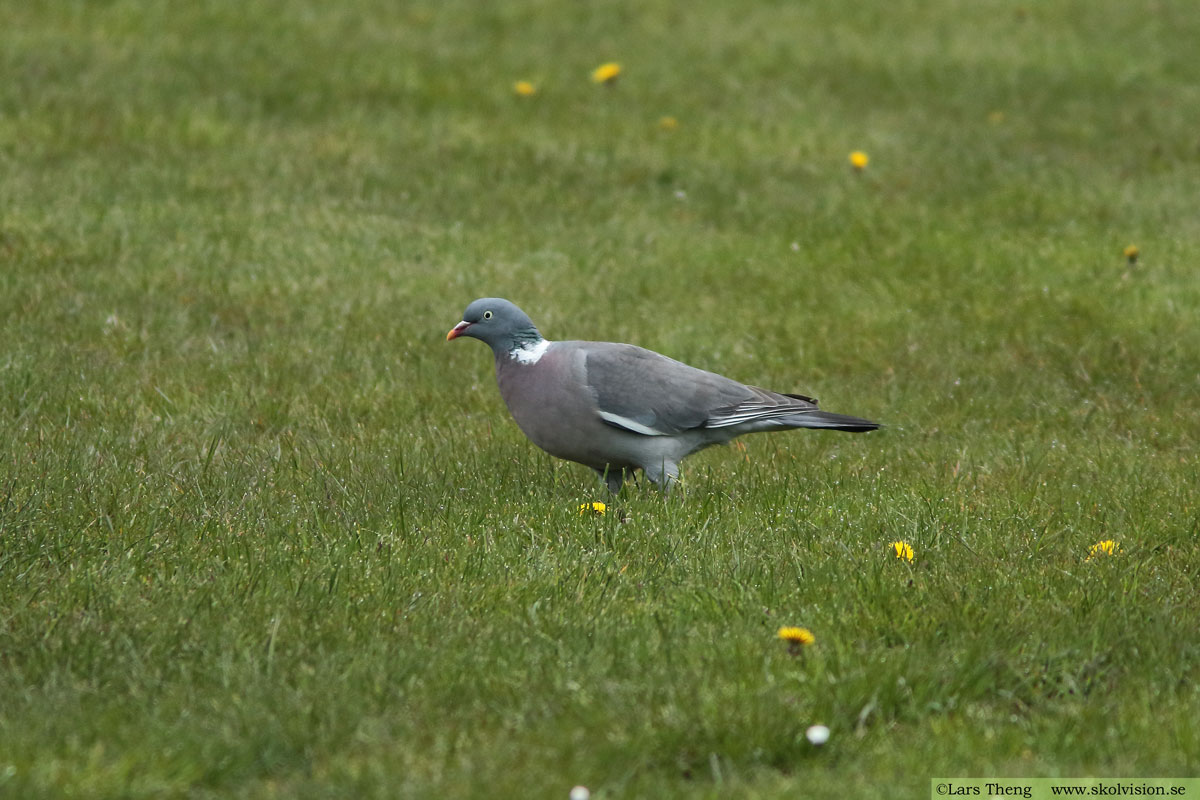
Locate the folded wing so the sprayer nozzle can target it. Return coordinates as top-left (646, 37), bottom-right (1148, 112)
top-left (580, 342), bottom-right (877, 436)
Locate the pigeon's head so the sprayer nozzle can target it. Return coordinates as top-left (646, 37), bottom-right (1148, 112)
top-left (446, 298), bottom-right (541, 353)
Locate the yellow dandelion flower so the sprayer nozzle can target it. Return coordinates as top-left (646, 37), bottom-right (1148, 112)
top-left (578, 502), bottom-right (607, 516)
top-left (1087, 540), bottom-right (1120, 560)
top-left (658, 115), bottom-right (678, 130)
top-left (591, 62), bottom-right (621, 84)
top-left (513, 80), bottom-right (536, 97)
top-left (1123, 245), bottom-right (1139, 264)
top-left (849, 150), bottom-right (869, 170)
top-left (777, 626), bottom-right (815, 646)
top-left (988, 110), bottom-right (1006, 124)
top-left (891, 541), bottom-right (914, 562)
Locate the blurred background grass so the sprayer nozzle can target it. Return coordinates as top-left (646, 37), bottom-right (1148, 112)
top-left (2, 1), bottom-right (1199, 797)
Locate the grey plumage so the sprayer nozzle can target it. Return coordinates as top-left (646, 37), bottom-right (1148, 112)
top-left (447, 298), bottom-right (878, 492)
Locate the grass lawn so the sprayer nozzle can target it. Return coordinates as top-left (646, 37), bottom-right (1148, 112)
top-left (3, 1), bottom-right (1199, 797)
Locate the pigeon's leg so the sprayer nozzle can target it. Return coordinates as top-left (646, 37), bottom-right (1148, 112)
top-left (595, 466), bottom-right (626, 494)
top-left (643, 460), bottom-right (681, 492)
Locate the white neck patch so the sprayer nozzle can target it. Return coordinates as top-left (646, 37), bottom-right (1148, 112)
top-left (511, 339), bottom-right (551, 365)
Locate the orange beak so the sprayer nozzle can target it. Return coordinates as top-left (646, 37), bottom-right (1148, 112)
top-left (446, 321), bottom-right (471, 340)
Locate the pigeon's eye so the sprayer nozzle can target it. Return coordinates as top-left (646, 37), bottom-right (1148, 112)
top-left (483, 310), bottom-right (493, 320)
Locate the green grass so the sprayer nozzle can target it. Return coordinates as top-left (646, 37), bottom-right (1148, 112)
top-left (3, 0), bottom-right (1200, 797)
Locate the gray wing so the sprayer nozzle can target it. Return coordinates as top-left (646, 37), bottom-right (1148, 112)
top-left (577, 341), bottom-right (873, 436)
top-left (578, 342), bottom-right (793, 436)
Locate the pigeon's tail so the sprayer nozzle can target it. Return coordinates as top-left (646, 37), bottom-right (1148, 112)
top-left (787, 409), bottom-right (879, 432)
top-left (706, 392), bottom-right (880, 433)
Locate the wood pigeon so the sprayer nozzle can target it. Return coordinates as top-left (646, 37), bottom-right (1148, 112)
top-left (447, 298), bottom-right (878, 492)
